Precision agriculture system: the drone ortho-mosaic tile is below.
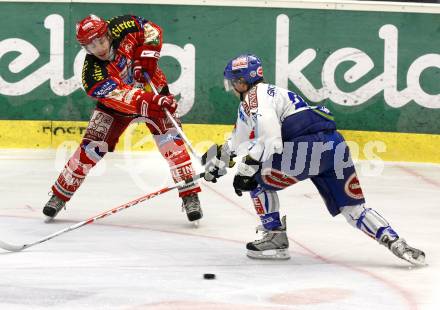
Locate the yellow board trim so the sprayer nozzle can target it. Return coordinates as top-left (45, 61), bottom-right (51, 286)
top-left (0, 120), bottom-right (438, 163)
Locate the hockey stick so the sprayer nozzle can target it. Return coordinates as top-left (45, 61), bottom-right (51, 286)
top-left (143, 72), bottom-right (201, 162)
top-left (0, 173), bottom-right (205, 252)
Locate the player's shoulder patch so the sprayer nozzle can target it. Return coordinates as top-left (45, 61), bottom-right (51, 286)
top-left (266, 84), bottom-right (276, 97)
top-left (82, 54), bottom-right (109, 93)
top-left (108, 15), bottom-right (139, 39)
top-left (143, 22), bottom-right (160, 46)
top-left (91, 79), bottom-right (118, 98)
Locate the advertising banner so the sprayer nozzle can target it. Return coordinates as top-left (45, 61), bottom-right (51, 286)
top-left (0, 2), bottom-right (439, 135)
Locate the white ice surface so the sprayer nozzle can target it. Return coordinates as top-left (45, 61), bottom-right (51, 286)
top-left (0, 149), bottom-right (439, 310)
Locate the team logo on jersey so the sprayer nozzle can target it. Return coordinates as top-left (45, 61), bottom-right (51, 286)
top-left (116, 55), bottom-right (127, 69)
top-left (267, 85), bottom-right (276, 97)
top-left (261, 168), bottom-right (298, 189)
top-left (121, 42), bottom-right (133, 54)
top-left (231, 57), bottom-right (248, 70)
top-left (143, 23), bottom-right (160, 45)
top-left (344, 173), bottom-right (364, 199)
top-left (91, 79), bottom-right (118, 98)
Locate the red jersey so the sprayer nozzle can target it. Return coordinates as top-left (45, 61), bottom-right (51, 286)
top-left (81, 15), bottom-right (167, 114)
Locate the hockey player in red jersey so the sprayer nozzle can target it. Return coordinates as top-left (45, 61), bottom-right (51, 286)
top-left (42, 14), bottom-right (202, 222)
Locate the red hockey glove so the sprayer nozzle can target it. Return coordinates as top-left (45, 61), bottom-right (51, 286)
top-left (133, 60), bottom-right (146, 83)
top-left (153, 94), bottom-right (177, 115)
top-left (133, 46), bottom-right (160, 83)
top-left (136, 92), bottom-right (177, 119)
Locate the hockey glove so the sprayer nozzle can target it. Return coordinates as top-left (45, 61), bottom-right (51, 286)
top-left (136, 92), bottom-right (177, 119)
top-left (233, 156), bottom-right (261, 196)
top-left (133, 46), bottom-right (160, 83)
top-left (201, 144), bottom-right (236, 183)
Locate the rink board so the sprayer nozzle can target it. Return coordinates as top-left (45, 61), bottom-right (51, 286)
top-left (0, 1), bottom-right (439, 135)
top-left (0, 1), bottom-right (438, 162)
top-left (0, 120), bottom-right (439, 163)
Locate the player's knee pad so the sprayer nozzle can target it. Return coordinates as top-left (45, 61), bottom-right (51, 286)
top-left (154, 132), bottom-right (189, 164)
top-left (251, 187), bottom-right (282, 230)
top-left (67, 141), bottom-right (105, 177)
top-left (340, 204), bottom-right (398, 240)
top-left (81, 139), bottom-right (108, 163)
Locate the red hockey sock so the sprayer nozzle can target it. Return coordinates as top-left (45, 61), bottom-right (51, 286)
top-left (154, 132), bottom-right (201, 197)
top-left (52, 141), bottom-right (105, 201)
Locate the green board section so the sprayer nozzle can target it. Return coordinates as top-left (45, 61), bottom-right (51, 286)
top-left (0, 2), bottom-right (439, 134)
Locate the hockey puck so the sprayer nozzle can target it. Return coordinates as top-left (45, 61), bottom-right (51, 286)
top-left (203, 273), bottom-right (216, 280)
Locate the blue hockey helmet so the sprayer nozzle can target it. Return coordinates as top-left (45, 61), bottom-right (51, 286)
top-left (223, 54), bottom-right (264, 92)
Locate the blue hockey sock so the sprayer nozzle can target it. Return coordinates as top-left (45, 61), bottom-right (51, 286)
top-left (260, 212), bottom-right (282, 230)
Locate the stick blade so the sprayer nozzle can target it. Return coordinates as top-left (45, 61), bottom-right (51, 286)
top-left (0, 239), bottom-right (26, 252)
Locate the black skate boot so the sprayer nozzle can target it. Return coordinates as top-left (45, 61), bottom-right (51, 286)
top-left (380, 234), bottom-right (426, 266)
top-left (181, 193), bottom-right (202, 222)
top-left (246, 216), bottom-right (290, 260)
top-left (43, 194), bottom-right (66, 221)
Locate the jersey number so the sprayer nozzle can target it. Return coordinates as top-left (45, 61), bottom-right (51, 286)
top-left (288, 91), bottom-right (307, 109)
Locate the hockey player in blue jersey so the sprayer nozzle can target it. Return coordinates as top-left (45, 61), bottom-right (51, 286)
top-left (202, 54), bottom-right (425, 266)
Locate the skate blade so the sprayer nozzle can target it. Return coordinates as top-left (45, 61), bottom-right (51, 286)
top-left (247, 249), bottom-right (290, 260)
top-left (192, 220), bottom-right (200, 228)
top-left (402, 252), bottom-right (427, 267)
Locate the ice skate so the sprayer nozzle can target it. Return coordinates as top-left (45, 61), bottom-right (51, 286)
top-left (246, 216), bottom-right (290, 260)
top-left (42, 194), bottom-right (66, 222)
top-left (380, 234), bottom-right (426, 266)
top-left (182, 193), bottom-right (203, 224)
